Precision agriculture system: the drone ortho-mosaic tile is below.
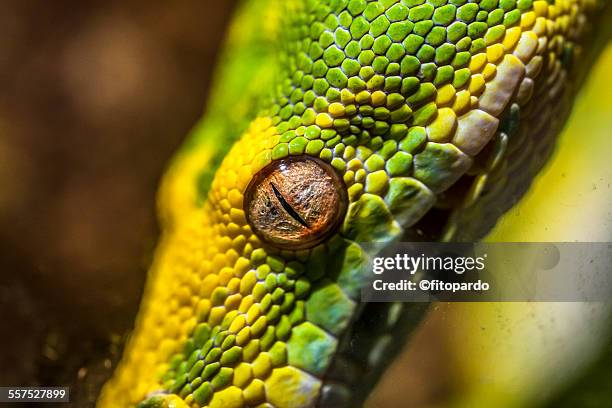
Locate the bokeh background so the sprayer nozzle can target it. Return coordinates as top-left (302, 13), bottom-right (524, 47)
top-left (0, 1), bottom-right (610, 407)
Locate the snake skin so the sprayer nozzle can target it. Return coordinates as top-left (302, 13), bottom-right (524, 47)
top-left (97, 0), bottom-right (608, 407)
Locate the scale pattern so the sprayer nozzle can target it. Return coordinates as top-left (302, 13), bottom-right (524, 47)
top-left (98, 0), bottom-right (604, 407)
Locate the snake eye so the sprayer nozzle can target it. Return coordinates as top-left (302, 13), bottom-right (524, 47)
top-left (244, 156), bottom-right (347, 250)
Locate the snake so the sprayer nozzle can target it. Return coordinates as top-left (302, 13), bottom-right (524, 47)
top-left (97, 0), bottom-right (610, 407)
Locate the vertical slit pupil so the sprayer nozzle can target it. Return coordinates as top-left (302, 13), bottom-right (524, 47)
top-left (270, 182), bottom-right (310, 229)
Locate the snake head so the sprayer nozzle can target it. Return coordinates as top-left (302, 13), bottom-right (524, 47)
top-left (98, 0), bottom-right (605, 406)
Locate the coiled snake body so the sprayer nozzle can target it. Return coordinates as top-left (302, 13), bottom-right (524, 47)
top-left (98, 0), bottom-right (609, 406)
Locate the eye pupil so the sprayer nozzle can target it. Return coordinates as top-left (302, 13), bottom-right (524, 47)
top-left (244, 157), bottom-right (347, 249)
top-left (270, 182), bottom-right (311, 229)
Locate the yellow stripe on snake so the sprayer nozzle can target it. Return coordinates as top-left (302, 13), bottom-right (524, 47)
top-left (97, 0), bottom-right (609, 407)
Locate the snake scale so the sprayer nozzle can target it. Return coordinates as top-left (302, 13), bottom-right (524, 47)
top-left (97, 0), bottom-right (609, 406)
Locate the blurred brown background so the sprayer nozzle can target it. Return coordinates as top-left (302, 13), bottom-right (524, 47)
top-left (0, 0), bottom-right (236, 404)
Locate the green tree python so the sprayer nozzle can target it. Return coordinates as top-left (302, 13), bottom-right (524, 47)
top-left (97, 0), bottom-right (610, 406)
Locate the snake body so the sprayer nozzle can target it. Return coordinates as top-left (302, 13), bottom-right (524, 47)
top-left (98, 0), bottom-right (608, 407)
